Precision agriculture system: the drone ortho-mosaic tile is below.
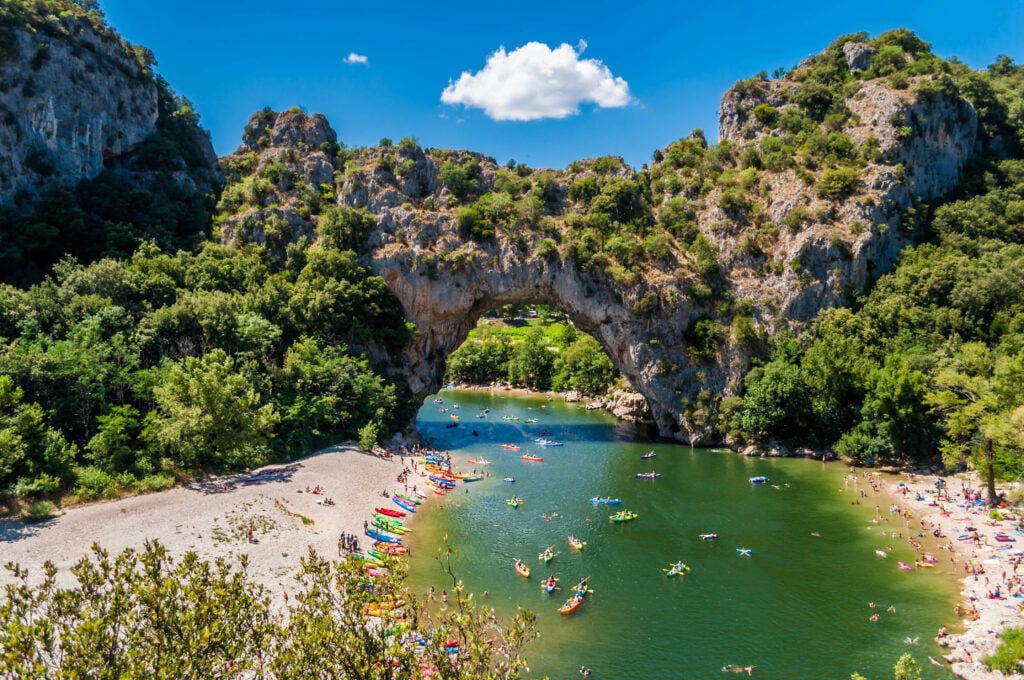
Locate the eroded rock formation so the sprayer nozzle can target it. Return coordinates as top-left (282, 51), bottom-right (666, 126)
top-left (218, 38), bottom-right (980, 444)
top-left (0, 16), bottom-right (159, 201)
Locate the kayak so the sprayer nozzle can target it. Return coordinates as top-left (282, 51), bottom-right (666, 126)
top-left (538, 545), bottom-right (558, 563)
top-left (507, 498), bottom-right (523, 508)
top-left (559, 595), bottom-right (583, 615)
top-left (749, 476), bottom-right (769, 484)
top-left (372, 519), bottom-right (408, 534)
top-left (665, 562), bottom-right (690, 577)
top-left (698, 533), bottom-right (719, 541)
top-left (611, 510), bottom-right (638, 522)
top-left (373, 542), bottom-right (407, 555)
top-left (502, 477), bottom-right (516, 483)
top-left (467, 458), bottom-right (491, 465)
top-left (641, 451), bottom-right (657, 459)
top-left (568, 535), bottom-right (586, 551)
top-left (375, 507), bottom-right (406, 518)
top-left (514, 560), bottom-right (530, 578)
top-left (365, 528), bottom-right (402, 544)
top-left (636, 472), bottom-right (662, 479)
top-left (393, 497), bottom-right (416, 512)
top-left (372, 516), bottom-right (406, 530)
top-left (590, 497), bottom-right (621, 505)
top-left (462, 475), bottom-right (483, 482)
top-left (397, 493), bottom-right (422, 505)
top-left (521, 454), bottom-right (544, 462)
top-left (500, 444), bottom-right (521, 450)
top-left (542, 577), bottom-right (559, 594)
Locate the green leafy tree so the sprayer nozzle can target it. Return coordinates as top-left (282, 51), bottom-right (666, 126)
top-left (927, 343), bottom-right (1024, 504)
top-left (552, 335), bottom-right (617, 394)
top-left (152, 349), bottom-right (280, 470)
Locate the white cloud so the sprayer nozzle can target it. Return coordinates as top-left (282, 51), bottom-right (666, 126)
top-left (344, 52), bottom-right (368, 65)
top-left (440, 41), bottom-right (631, 121)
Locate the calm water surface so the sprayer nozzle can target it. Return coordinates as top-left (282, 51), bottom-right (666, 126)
top-left (405, 390), bottom-right (958, 679)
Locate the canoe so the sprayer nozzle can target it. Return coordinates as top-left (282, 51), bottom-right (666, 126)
top-left (502, 477), bottom-right (516, 483)
top-left (514, 560), bottom-right (530, 578)
top-left (462, 475), bottom-right (483, 482)
top-left (503, 416), bottom-right (519, 421)
top-left (698, 533), bottom-right (719, 541)
top-left (500, 444), bottom-right (521, 450)
top-left (636, 472), bottom-right (662, 479)
top-left (559, 595), bottom-right (583, 615)
top-left (372, 514), bottom-right (406, 529)
top-left (610, 511), bottom-right (638, 522)
top-left (467, 458), bottom-right (491, 465)
top-left (749, 476), bottom-right (769, 484)
top-left (521, 454), bottom-right (544, 462)
top-left (375, 507), bottom-right (406, 518)
top-left (397, 493), bottom-right (422, 505)
top-left (641, 451), bottom-right (657, 459)
top-left (568, 535), bottom-right (586, 551)
top-left (590, 497), bottom-right (621, 505)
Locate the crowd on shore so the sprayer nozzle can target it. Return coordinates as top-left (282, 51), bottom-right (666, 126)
top-left (846, 467), bottom-right (1023, 679)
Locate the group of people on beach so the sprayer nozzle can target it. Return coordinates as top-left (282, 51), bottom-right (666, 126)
top-left (338, 532), bottom-right (360, 556)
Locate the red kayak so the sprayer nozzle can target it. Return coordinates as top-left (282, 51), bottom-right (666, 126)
top-left (375, 507), bottom-right (406, 518)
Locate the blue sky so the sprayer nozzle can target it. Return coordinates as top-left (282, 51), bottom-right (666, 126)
top-left (100, 1), bottom-right (1024, 171)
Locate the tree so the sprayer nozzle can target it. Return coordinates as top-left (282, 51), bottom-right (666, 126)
top-left (152, 349), bottom-right (280, 470)
top-left (893, 653), bottom-right (922, 680)
top-left (506, 328), bottom-right (554, 390)
top-left (0, 541), bottom-right (540, 679)
top-left (927, 343), bottom-right (1024, 504)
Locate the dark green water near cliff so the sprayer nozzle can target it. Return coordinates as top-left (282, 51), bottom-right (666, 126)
top-left (405, 390), bottom-right (957, 679)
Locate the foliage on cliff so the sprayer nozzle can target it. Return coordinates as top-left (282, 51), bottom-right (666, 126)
top-left (733, 54), bottom-right (1024, 489)
top-left (0, 239), bottom-right (413, 508)
top-left (0, 541), bottom-right (539, 679)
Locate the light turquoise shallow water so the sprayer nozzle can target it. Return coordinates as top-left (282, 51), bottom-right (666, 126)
top-left (405, 390), bottom-right (958, 679)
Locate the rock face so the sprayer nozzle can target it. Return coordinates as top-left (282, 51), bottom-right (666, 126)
top-left (0, 16), bottom-right (159, 201)
top-left (219, 40), bottom-right (979, 445)
top-left (217, 108), bottom-right (338, 255)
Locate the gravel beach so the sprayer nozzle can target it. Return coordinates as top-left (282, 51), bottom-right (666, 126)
top-left (0, 444), bottom-right (416, 597)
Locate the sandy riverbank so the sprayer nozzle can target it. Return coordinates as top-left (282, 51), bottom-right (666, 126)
top-left (848, 467), bottom-right (1023, 679)
top-left (0, 444), bottom-right (422, 596)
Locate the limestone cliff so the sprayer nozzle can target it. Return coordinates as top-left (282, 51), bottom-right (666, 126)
top-left (0, 11), bottom-right (158, 201)
top-left (217, 34), bottom-right (980, 445)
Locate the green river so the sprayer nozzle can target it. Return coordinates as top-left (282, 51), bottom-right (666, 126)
top-left (405, 389), bottom-right (959, 679)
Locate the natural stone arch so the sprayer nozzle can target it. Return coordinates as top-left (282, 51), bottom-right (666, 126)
top-left (369, 246), bottom-right (712, 444)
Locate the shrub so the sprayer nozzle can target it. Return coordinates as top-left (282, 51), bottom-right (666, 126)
top-left (73, 465), bottom-right (119, 501)
top-left (752, 103), bottom-right (778, 125)
top-left (984, 627), bottom-right (1024, 673)
top-left (22, 500), bottom-right (58, 524)
top-left (818, 167), bottom-right (860, 199)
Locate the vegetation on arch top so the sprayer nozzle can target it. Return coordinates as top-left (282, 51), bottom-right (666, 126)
top-left (218, 30), bottom-right (981, 320)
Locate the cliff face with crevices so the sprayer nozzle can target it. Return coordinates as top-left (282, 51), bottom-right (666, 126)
top-left (0, 15), bottom-right (159, 201)
top-left (216, 35), bottom-right (981, 445)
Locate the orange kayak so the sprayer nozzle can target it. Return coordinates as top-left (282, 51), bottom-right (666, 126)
top-left (514, 560), bottom-right (530, 578)
top-left (559, 595), bottom-right (583, 615)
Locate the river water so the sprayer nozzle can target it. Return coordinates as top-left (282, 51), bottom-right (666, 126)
top-left (405, 390), bottom-right (958, 679)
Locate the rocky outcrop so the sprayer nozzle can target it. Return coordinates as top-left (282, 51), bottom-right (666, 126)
top-left (218, 38), bottom-right (980, 446)
top-left (217, 108), bottom-right (339, 254)
top-left (606, 390), bottom-right (649, 422)
top-left (0, 16), bottom-right (159, 201)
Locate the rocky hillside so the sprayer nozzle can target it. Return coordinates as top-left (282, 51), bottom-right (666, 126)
top-left (0, 4), bottom-right (155, 200)
top-left (216, 30), bottom-right (984, 444)
top-left (0, 2), bottom-right (221, 285)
